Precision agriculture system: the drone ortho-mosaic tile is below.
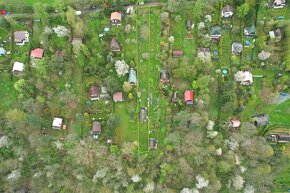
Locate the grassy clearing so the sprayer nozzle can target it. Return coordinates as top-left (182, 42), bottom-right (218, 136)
top-left (241, 71), bottom-right (290, 127)
top-left (1, 0), bottom-right (55, 7)
top-left (241, 45), bottom-right (253, 63)
top-left (208, 79), bottom-right (219, 121)
top-left (220, 29), bottom-right (232, 66)
top-left (114, 102), bottom-right (138, 144)
top-left (0, 72), bottom-right (16, 116)
top-left (0, 28), bottom-right (8, 40)
top-left (270, 6), bottom-right (290, 20)
top-left (273, 162), bottom-right (290, 192)
top-left (172, 13), bottom-right (186, 49)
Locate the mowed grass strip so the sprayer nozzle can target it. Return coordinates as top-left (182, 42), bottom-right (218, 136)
top-left (0, 73), bottom-right (16, 116)
top-left (137, 7), bottom-right (150, 153)
top-left (1, 0), bottom-right (55, 7)
top-left (148, 8), bottom-right (167, 143)
top-left (220, 29), bottom-right (232, 66)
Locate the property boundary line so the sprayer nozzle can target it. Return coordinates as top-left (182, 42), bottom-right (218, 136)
top-left (136, 7), bottom-right (140, 154)
top-left (136, 6), bottom-right (152, 155)
top-left (147, 6), bottom-right (151, 153)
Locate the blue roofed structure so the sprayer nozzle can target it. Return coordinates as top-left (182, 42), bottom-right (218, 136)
top-left (128, 68), bottom-right (137, 86)
top-left (0, 47), bottom-right (6, 56)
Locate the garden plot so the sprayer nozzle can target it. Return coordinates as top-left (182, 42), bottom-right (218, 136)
top-left (1, 0), bottom-right (55, 7)
top-left (112, 7), bottom-right (164, 153)
top-left (241, 71), bottom-right (290, 127)
top-left (148, 7), bottom-right (167, 146)
top-left (136, 7), bottom-right (151, 153)
top-left (0, 72), bottom-right (16, 116)
top-left (220, 29), bottom-right (233, 66)
top-left (114, 102), bottom-right (138, 144)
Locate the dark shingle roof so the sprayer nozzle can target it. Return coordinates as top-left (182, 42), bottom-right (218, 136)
top-left (210, 26), bottom-right (222, 36)
top-left (222, 5), bottom-right (234, 13)
top-left (110, 38), bottom-right (121, 51)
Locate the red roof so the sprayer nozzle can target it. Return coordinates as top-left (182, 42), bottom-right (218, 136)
top-left (113, 92), bottom-right (123, 102)
top-left (172, 49), bottom-right (184, 57)
top-left (110, 12), bottom-right (121, 21)
top-left (30, 48), bottom-right (44, 59)
top-left (230, 120), bottom-right (241, 128)
top-left (184, 90), bottom-right (194, 104)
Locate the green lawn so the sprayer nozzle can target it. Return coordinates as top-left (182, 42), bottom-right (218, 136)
top-left (273, 163), bottom-right (290, 192)
top-left (0, 72), bottom-right (17, 116)
top-left (1, 0), bottom-right (55, 7)
top-left (172, 13), bottom-right (186, 49)
top-left (220, 29), bottom-right (232, 66)
top-left (241, 45), bottom-right (253, 63)
top-left (114, 102), bottom-right (138, 144)
top-left (241, 71), bottom-right (290, 127)
top-left (0, 28), bottom-right (8, 40)
top-left (270, 6), bottom-right (290, 20)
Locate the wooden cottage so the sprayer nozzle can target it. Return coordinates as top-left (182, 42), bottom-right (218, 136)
top-left (91, 121), bottom-right (102, 139)
top-left (110, 12), bottom-right (122, 26)
top-left (110, 38), bottom-right (121, 52)
top-left (89, 85), bottom-right (100, 100)
top-left (160, 70), bottom-right (170, 84)
top-left (184, 90), bottom-right (194, 105)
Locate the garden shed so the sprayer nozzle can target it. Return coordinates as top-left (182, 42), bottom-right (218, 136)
top-left (198, 48), bottom-right (210, 57)
top-left (160, 70), bottom-right (170, 84)
top-left (234, 71), bottom-right (253, 85)
top-left (172, 49), bottom-right (184, 58)
top-left (222, 5), bottom-right (234, 18)
top-left (91, 121), bottom-right (102, 135)
top-left (268, 133), bottom-right (290, 143)
top-left (186, 19), bottom-right (191, 31)
top-left (244, 25), bottom-right (255, 37)
top-left (14, 31), bottom-right (29, 45)
top-left (252, 113), bottom-right (270, 127)
top-left (110, 38), bottom-right (121, 52)
top-left (149, 138), bottom-right (158, 149)
top-left (230, 119), bottom-right (241, 128)
top-left (139, 107), bottom-right (148, 122)
top-left (12, 62), bottom-right (24, 76)
top-left (232, 42), bottom-right (243, 55)
top-left (30, 48), bottom-right (44, 59)
top-left (52, 117), bottom-right (63, 130)
top-left (210, 26), bottom-right (222, 42)
top-left (273, 0), bottom-right (286, 8)
top-left (128, 68), bottom-right (137, 86)
top-left (110, 12), bottom-right (122, 26)
top-left (0, 47), bottom-right (6, 56)
top-left (184, 90), bottom-right (194, 105)
top-left (89, 85), bottom-right (100, 100)
top-left (171, 91), bottom-right (179, 103)
top-left (269, 29), bottom-right (282, 42)
top-left (113, 92), bottom-right (124, 102)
